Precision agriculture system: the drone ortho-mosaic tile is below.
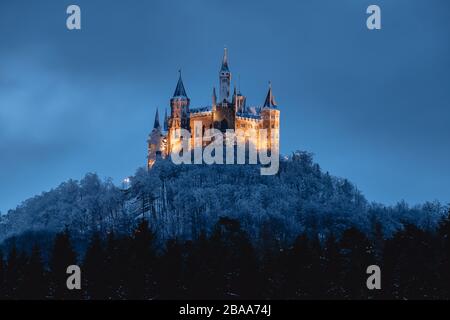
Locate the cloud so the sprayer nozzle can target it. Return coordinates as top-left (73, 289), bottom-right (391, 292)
top-left (1, 0), bottom-right (450, 212)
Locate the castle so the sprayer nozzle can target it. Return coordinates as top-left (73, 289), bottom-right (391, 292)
top-left (147, 48), bottom-right (280, 168)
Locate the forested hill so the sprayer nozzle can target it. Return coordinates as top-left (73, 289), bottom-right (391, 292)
top-left (0, 151), bottom-right (447, 246)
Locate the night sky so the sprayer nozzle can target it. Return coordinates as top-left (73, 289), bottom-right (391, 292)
top-left (1, 0), bottom-right (449, 213)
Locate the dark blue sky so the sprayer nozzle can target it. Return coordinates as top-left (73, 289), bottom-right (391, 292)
top-left (1, 0), bottom-right (449, 213)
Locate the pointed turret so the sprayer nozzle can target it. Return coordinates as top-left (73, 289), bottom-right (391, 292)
top-left (173, 70), bottom-right (188, 98)
top-left (238, 74), bottom-right (241, 94)
top-left (263, 82), bottom-right (277, 109)
top-left (212, 87), bottom-right (217, 107)
top-left (163, 108), bottom-right (168, 131)
top-left (153, 108), bottom-right (161, 129)
top-left (219, 47), bottom-right (231, 103)
top-left (148, 108), bottom-right (165, 169)
top-left (260, 82), bottom-right (280, 152)
top-left (221, 47), bottom-right (230, 72)
top-left (170, 70), bottom-right (190, 132)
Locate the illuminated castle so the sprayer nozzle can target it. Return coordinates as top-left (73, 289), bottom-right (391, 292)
top-left (147, 48), bottom-right (280, 168)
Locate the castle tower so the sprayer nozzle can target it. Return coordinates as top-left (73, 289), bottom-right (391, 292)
top-left (260, 82), bottom-right (280, 152)
top-left (219, 48), bottom-right (231, 103)
top-left (214, 49), bottom-right (235, 132)
top-left (147, 108), bottom-right (165, 169)
top-left (232, 86), bottom-right (246, 114)
top-left (168, 71), bottom-right (190, 154)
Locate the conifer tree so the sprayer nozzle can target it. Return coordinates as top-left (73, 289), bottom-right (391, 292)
top-left (322, 234), bottom-right (343, 299)
top-left (437, 209), bottom-right (450, 298)
top-left (340, 227), bottom-right (376, 299)
top-left (185, 231), bottom-right (215, 299)
top-left (260, 246), bottom-right (284, 299)
top-left (103, 231), bottom-right (128, 299)
top-left (20, 244), bottom-right (48, 300)
top-left (386, 224), bottom-right (439, 299)
top-left (283, 234), bottom-right (315, 299)
top-left (126, 220), bottom-right (157, 299)
top-left (158, 239), bottom-right (184, 299)
top-left (83, 233), bottom-right (107, 300)
top-left (49, 228), bottom-right (79, 300)
top-left (15, 251), bottom-right (29, 299)
top-left (225, 220), bottom-right (260, 299)
top-left (208, 217), bottom-right (259, 299)
top-left (5, 243), bottom-right (19, 299)
top-left (0, 250), bottom-right (4, 299)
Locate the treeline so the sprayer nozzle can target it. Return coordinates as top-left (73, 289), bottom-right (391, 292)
top-left (1, 212), bottom-right (450, 300)
top-left (2, 152), bottom-right (447, 247)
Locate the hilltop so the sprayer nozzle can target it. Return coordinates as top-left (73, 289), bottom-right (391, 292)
top-left (0, 151), bottom-right (446, 247)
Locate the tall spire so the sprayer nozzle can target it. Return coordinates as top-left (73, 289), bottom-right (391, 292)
top-left (163, 108), bottom-right (168, 131)
top-left (153, 108), bottom-right (161, 129)
top-left (263, 81), bottom-right (277, 109)
top-left (220, 47), bottom-right (230, 72)
top-left (212, 87), bottom-right (217, 106)
top-left (238, 74), bottom-right (241, 94)
top-left (173, 69), bottom-right (188, 98)
top-left (219, 48), bottom-right (231, 102)
top-left (221, 47), bottom-right (229, 72)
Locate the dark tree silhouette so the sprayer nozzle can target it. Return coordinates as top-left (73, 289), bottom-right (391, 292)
top-left (20, 244), bottom-right (48, 300)
top-left (340, 227), bottom-right (376, 299)
top-left (4, 214), bottom-right (450, 300)
top-left (49, 228), bottom-right (79, 300)
top-left (438, 210), bottom-right (450, 298)
top-left (158, 239), bottom-right (184, 299)
top-left (185, 231), bottom-right (216, 299)
top-left (83, 233), bottom-right (107, 300)
top-left (126, 220), bottom-right (157, 299)
top-left (4, 243), bottom-right (20, 299)
top-left (384, 224), bottom-right (439, 300)
top-left (103, 231), bottom-right (129, 299)
top-left (282, 233), bottom-right (323, 299)
top-left (0, 250), bottom-right (4, 299)
top-left (211, 217), bottom-right (260, 299)
top-left (185, 218), bottom-right (260, 299)
top-left (322, 234), bottom-right (343, 299)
